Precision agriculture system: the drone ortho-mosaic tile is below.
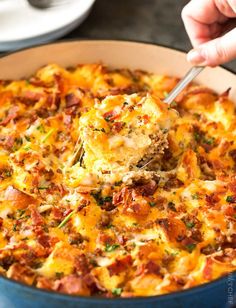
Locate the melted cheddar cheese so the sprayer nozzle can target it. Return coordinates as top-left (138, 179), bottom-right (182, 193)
top-left (0, 63), bottom-right (235, 298)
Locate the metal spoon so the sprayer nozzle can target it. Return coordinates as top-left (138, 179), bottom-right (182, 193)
top-left (140, 66), bottom-right (204, 170)
top-left (163, 66), bottom-right (204, 104)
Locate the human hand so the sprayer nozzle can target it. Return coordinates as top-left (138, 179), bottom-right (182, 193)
top-left (182, 0), bottom-right (236, 66)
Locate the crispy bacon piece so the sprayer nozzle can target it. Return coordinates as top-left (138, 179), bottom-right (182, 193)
top-left (7, 263), bottom-right (35, 285)
top-left (107, 255), bottom-right (132, 276)
top-left (83, 273), bottom-right (106, 294)
top-left (0, 106), bottom-right (19, 126)
top-left (17, 91), bottom-right (44, 105)
top-left (103, 110), bottom-right (119, 122)
top-left (29, 204), bottom-right (44, 226)
top-left (203, 258), bottom-right (213, 280)
top-left (113, 187), bottom-right (151, 216)
top-left (111, 121), bottom-right (125, 133)
top-left (136, 261), bottom-right (161, 276)
top-left (113, 187), bottom-right (129, 205)
top-left (205, 193), bottom-right (220, 206)
top-left (164, 176), bottom-right (183, 190)
top-left (5, 186), bottom-right (37, 209)
top-left (37, 277), bottom-right (54, 290)
top-left (51, 207), bottom-right (64, 221)
top-left (65, 93), bottom-right (81, 108)
top-left (37, 234), bottom-right (50, 248)
top-left (124, 202), bottom-right (150, 217)
top-left (54, 275), bottom-right (90, 296)
top-left (157, 218), bottom-right (187, 242)
top-left (134, 180), bottom-right (158, 196)
top-left (74, 254), bottom-right (91, 276)
top-left (97, 233), bottom-right (113, 245)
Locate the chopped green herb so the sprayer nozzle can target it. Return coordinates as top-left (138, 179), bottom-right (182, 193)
top-left (106, 224), bottom-right (114, 229)
top-left (185, 221), bottom-right (195, 229)
top-left (170, 101), bottom-right (177, 108)
top-left (38, 186), bottom-right (49, 190)
top-left (233, 214), bottom-right (236, 219)
top-left (12, 224), bottom-right (17, 231)
top-left (168, 201), bottom-right (176, 212)
top-left (55, 272), bottom-right (64, 279)
top-left (193, 113), bottom-right (201, 120)
top-left (226, 195), bottom-right (236, 203)
top-left (112, 288), bottom-right (122, 296)
top-left (114, 180), bottom-right (123, 186)
top-left (89, 259), bottom-right (98, 267)
top-left (12, 137), bottom-right (23, 151)
top-left (23, 145), bottom-right (31, 151)
top-left (58, 210), bottom-right (75, 229)
top-left (104, 243), bottom-right (120, 252)
top-left (203, 137), bottom-right (215, 145)
top-left (186, 243), bottom-right (196, 253)
top-left (37, 124), bottom-right (46, 133)
top-left (149, 201), bottom-right (156, 207)
top-left (24, 135), bottom-right (31, 142)
top-left (192, 193), bottom-right (199, 200)
top-left (91, 191), bottom-right (112, 206)
top-left (123, 102), bottom-right (129, 106)
top-left (132, 222), bottom-right (138, 226)
top-left (93, 128), bottom-right (105, 133)
top-left (4, 169), bottom-right (12, 177)
top-left (194, 132), bottom-right (201, 142)
top-left (17, 209), bottom-right (26, 217)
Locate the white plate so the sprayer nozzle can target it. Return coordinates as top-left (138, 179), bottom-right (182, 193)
top-left (0, 0), bottom-right (96, 51)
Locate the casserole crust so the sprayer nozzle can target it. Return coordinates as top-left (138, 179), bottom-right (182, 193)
top-left (0, 63), bottom-right (235, 297)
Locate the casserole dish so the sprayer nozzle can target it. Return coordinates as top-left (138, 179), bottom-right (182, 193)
top-left (0, 40), bottom-right (235, 308)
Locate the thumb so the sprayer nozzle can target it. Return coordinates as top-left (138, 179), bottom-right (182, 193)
top-left (187, 28), bottom-right (236, 67)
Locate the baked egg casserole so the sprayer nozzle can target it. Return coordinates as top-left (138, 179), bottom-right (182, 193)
top-left (0, 63), bottom-right (235, 297)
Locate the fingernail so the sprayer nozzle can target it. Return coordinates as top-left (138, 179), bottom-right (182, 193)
top-left (187, 49), bottom-right (207, 66)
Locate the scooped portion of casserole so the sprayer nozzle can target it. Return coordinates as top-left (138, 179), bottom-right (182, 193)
top-left (0, 63), bottom-right (235, 298)
top-left (79, 93), bottom-right (177, 179)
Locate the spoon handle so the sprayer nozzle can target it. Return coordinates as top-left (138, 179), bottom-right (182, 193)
top-left (163, 66), bottom-right (204, 105)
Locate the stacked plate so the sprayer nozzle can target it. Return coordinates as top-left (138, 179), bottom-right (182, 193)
top-left (0, 0), bottom-right (96, 51)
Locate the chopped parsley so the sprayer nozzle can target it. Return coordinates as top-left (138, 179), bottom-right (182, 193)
top-left (202, 137), bottom-right (215, 145)
top-left (17, 209), bottom-right (26, 217)
top-left (192, 193), bottom-right (199, 200)
top-left (24, 135), bottom-right (31, 142)
top-left (3, 169), bottom-right (12, 177)
top-left (194, 132), bottom-right (201, 142)
top-left (112, 288), bottom-right (122, 296)
top-left (91, 191), bottom-right (112, 206)
top-left (123, 102), bottom-right (129, 106)
top-left (149, 201), bottom-right (156, 207)
top-left (168, 201), bottom-right (176, 212)
top-left (186, 243), bottom-right (196, 253)
top-left (38, 186), bottom-right (49, 190)
top-left (55, 272), bottom-right (64, 279)
top-left (104, 243), bottom-right (120, 252)
top-left (93, 128), bottom-right (106, 133)
top-left (114, 180), bottom-right (123, 186)
top-left (185, 221), bottom-right (195, 229)
top-left (12, 137), bottom-right (23, 151)
top-left (226, 195), bottom-right (236, 203)
top-left (37, 124), bottom-right (46, 133)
